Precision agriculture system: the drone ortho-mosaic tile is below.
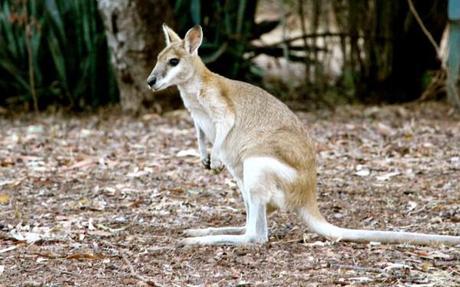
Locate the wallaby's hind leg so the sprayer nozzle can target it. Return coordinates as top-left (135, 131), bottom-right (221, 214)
top-left (180, 159), bottom-right (270, 246)
top-left (183, 180), bottom-right (248, 237)
top-left (179, 194), bottom-right (267, 246)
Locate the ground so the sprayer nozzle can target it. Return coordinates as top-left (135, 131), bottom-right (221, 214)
top-left (0, 102), bottom-right (459, 286)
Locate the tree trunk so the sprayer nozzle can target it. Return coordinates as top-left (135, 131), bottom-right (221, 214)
top-left (97, 0), bottom-right (177, 114)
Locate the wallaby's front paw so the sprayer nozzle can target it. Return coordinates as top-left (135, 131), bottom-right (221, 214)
top-left (201, 154), bottom-right (211, 170)
top-left (210, 157), bottom-right (224, 174)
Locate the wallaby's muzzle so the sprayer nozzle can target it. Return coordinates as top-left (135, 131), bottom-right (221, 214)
top-left (147, 76), bottom-right (156, 88)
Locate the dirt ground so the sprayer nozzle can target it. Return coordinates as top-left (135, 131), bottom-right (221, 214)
top-left (0, 102), bottom-right (459, 286)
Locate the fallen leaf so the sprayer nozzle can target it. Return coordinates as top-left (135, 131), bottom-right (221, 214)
top-left (421, 262), bottom-right (432, 272)
top-left (355, 165), bottom-right (370, 177)
top-left (36, 257), bottom-right (48, 263)
top-left (67, 252), bottom-right (104, 260)
top-left (376, 171), bottom-right (400, 181)
top-left (355, 169), bottom-right (370, 177)
top-left (96, 223), bottom-right (128, 233)
top-left (0, 193), bottom-right (10, 205)
top-left (127, 170), bottom-right (149, 178)
top-left (418, 251), bottom-right (452, 260)
top-left (0, 180), bottom-right (15, 187)
top-left (9, 231), bottom-right (41, 244)
top-left (349, 277), bottom-right (372, 283)
top-left (406, 201), bottom-right (417, 212)
top-left (376, 122), bottom-right (395, 137)
top-left (9, 225), bottom-right (68, 244)
top-left (451, 156), bottom-right (460, 170)
top-left (141, 113), bottom-right (161, 121)
top-left (383, 263), bottom-right (411, 271)
top-left (87, 230), bottom-right (112, 237)
top-left (62, 158), bottom-right (95, 171)
top-left (27, 125), bottom-right (44, 134)
top-left (176, 149), bottom-right (199, 158)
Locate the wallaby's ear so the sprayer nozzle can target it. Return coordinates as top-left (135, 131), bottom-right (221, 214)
top-left (184, 25), bottom-right (203, 55)
top-left (162, 23), bottom-right (181, 46)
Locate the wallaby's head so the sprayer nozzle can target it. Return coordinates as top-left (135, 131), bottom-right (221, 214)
top-left (147, 24), bottom-right (203, 91)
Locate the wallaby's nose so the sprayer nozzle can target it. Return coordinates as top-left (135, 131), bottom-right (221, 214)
top-left (147, 77), bottom-right (157, 87)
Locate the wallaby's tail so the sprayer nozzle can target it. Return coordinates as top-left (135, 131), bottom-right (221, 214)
top-left (299, 207), bottom-right (460, 246)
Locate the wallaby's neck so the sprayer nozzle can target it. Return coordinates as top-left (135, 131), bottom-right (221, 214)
top-left (177, 56), bottom-right (212, 97)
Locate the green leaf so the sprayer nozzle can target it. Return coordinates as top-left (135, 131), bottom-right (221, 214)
top-left (236, 0), bottom-right (247, 35)
top-left (48, 31), bottom-right (68, 92)
top-left (45, 0), bottom-right (65, 40)
top-left (190, 0), bottom-right (201, 24)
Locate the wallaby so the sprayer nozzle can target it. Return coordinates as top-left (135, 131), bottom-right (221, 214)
top-left (147, 24), bottom-right (460, 246)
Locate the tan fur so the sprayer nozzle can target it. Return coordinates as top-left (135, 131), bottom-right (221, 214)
top-left (194, 72), bottom-right (319, 212)
top-left (147, 24), bottom-right (460, 246)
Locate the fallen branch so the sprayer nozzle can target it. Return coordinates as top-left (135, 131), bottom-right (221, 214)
top-left (407, 0), bottom-right (440, 58)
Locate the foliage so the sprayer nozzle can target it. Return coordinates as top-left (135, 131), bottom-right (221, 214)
top-left (174, 0), bottom-right (448, 105)
top-left (0, 0), bottom-right (449, 110)
top-left (174, 0), bottom-right (278, 82)
top-left (0, 0), bottom-right (118, 111)
top-left (277, 0), bottom-right (447, 103)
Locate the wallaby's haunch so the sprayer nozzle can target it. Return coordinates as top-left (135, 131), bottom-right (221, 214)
top-left (147, 24), bottom-right (460, 246)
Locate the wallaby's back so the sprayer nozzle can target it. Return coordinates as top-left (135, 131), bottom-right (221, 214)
top-left (213, 76), bottom-right (317, 206)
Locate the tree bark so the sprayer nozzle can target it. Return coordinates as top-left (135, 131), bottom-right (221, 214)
top-left (97, 0), bottom-right (177, 114)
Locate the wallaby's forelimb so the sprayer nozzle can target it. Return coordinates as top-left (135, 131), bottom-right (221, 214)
top-left (194, 120), bottom-right (210, 169)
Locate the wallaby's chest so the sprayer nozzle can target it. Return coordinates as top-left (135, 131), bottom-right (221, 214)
top-left (193, 110), bottom-right (215, 141)
top-left (180, 92), bottom-right (215, 141)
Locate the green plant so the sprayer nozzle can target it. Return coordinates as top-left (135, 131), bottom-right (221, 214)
top-left (0, 0), bottom-right (118, 111)
top-left (174, 0), bottom-right (278, 82)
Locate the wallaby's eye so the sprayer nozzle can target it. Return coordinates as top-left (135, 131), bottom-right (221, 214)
top-left (169, 58), bottom-right (179, 66)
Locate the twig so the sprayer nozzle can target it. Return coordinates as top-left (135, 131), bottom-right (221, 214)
top-left (0, 245), bottom-right (18, 254)
top-left (25, 24), bottom-right (38, 114)
top-left (298, 0), bottom-right (310, 83)
top-left (60, 270), bottom-right (83, 277)
top-left (419, 69), bottom-right (447, 101)
top-left (406, 0), bottom-right (441, 58)
top-left (408, 0), bottom-right (460, 110)
top-left (278, 0), bottom-right (290, 62)
top-left (330, 264), bottom-right (383, 273)
top-left (121, 252), bottom-right (157, 286)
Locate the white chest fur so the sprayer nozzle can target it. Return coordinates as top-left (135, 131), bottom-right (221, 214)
top-left (178, 86), bottom-right (216, 142)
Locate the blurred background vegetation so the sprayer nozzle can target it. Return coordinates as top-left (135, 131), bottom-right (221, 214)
top-left (0, 0), bottom-right (458, 112)
top-left (0, 0), bottom-right (118, 111)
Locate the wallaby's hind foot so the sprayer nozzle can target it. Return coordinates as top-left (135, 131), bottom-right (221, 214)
top-left (183, 226), bottom-right (246, 237)
top-left (179, 233), bottom-right (267, 246)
